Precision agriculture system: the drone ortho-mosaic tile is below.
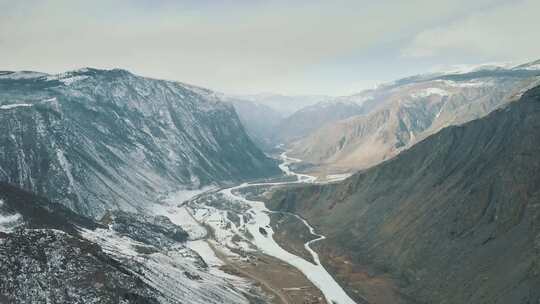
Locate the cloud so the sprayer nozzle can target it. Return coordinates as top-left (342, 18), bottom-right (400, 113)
top-left (402, 0), bottom-right (540, 61)
top-left (0, 0), bottom-right (533, 94)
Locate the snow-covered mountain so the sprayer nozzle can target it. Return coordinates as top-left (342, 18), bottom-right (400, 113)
top-left (267, 85), bottom-right (540, 304)
top-left (230, 93), bottom-right (331, 116)
top-left (273, 100), bottom-right (366, 144)
top-left (0, 182), bottom-right (265, 304)
top-left (228, 98), bottom-right (284, 151)
top-left (288, 61), bottom-right (540, 173)
top-left (0, 68), bottom-right (279, 218)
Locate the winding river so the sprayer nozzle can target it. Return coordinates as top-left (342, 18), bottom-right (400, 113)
top-left (220, 153), bottom-right (356, 304)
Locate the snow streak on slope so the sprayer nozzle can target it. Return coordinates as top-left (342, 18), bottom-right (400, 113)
top-left (0, 67), bottom-right (279, 219)
top-left (0, 199), bottom-right (22, 233)
top-left (0, 104), bottom-right (33, 110)
top-left (82, 227), bottom-right (252, 304)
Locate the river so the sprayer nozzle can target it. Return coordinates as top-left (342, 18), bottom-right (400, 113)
top-left (219, 153), bottom-right (356, 304)
top-left (158, 153), bottom-right (356, 304)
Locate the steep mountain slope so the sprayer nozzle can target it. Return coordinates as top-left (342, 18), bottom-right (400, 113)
top-left (274, 100), bottom-right (366, 144)
top-left (512, 59), bottom-right (540, 70)
top-left (0, 68), bottom-right (279, 218)
top-left (0, 183), bottom-right (263, 304)
top-left (229, 98), bottom-right (284, 151)
top-left (268, 86), bottom-right (540, 303)
top-left (231, 93), bottom-right (330, 116)
top-left (289, 65), bottom-right (540, 173)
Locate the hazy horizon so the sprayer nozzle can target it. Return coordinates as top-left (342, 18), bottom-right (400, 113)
top-left (1, 0), bottom-right (539, 96)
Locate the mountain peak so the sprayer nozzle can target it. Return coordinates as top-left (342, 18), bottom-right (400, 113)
top-left (512, 58), bottom-right (540, 70)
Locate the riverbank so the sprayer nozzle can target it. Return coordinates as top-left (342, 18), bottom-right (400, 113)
top-left (156, 153), bottom-right (357, 304)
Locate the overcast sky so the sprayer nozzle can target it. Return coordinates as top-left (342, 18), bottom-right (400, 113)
top-left (1, 0), bottom-right (538, 95)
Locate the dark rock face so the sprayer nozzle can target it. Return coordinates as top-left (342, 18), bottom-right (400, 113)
top-left (230, 99), bottom-right (284, 151)
top-left (0, 184), bottom-right (160, 303)
top-left (0, 182), bottom-right (101, 234)
top-left (0, 229), bottom-right (161, 304)
top-left (0, 182), bottom-right (257, 304)
top-left (103, 210), bottom-right (189, 247)
top-left (0, 68), bottom-right (279, 218)
top-left (268, 86), bottom-right (540, 303)
top-left (275, 100), bottom-right (365, 143)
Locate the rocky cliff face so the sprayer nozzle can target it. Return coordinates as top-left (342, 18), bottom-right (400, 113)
top-left (0, 68), bottom-right (279, 218)
top-left (268, 86), bottom-right (540, 304)
top-left (289, 67), bottom-right (540, 173)
top-left (0, 182), bottom-right (263, 304)
top-left (229, 98), bottom-right (284, 151)
top-left (273, 100), bottom-right (365, 144)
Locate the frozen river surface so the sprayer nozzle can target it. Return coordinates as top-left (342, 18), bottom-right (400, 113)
top-left (219, 153), bottom-right (356, 304)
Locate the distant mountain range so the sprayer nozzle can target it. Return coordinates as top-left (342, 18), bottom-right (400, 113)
top-left (267, 84), bottom-right (540, 304)
top-left (0, 68), bottom-right (279, 218)
top-left (227, 98), bottom-right (284, 151)
top-left (2, 60), bottom-right (540, 304)
top-left (287, 60), bottom-right (540, 174)
top-left (228, 93), bottom-right (331, 116)
top-left (229, 60), bottom-right (540, 162)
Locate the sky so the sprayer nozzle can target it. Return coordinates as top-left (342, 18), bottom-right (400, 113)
top-left (1, 0), bottom-right (539, 96)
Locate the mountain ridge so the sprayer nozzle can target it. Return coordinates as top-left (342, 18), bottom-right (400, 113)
top-left (267, 85), bottom-right (540, 303)
top-left (0, 67), bottom-right (280, 218)
top-left (287, 65), bottom-right (540, 174)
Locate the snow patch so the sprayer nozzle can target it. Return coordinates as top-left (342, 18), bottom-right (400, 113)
top-left (43, 97), bottom-right (57, 103)
top-left (154, 205), bottom-right (208, 241)
top-left (0, 71), bottom-right (47, 80)
top-left (411, 88), bottom-right (449, 99)
top-left (153, 188), bottom-right (214, 240)
top-left (189, 153), bottom-right (356, 304)
top-left (187, 240), bottom-right (223, 266)
top-left (520, 63), bottom-right (540, 70)
top-left (440, 79), bottom-right (494, 88)
top-left (0, 104), bottom-right (33, 110)
top-left (219, 184), bottom-right (355, 304)
top-left (60, 75), bottom-right (89, 85)
top-left (46, 73), bottom-right (89, 85)
top-left (81, 228), bottom-right (252, 304)
top-left (0, 200), bottom-right (23, 233)
top-left (161, 187), bottom-right (214, 206)
top-left (325, 173), bottom-right (352, 182)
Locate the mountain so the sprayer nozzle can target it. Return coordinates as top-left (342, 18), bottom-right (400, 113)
top-left (267, 86), bottom-right (540, 303)
top-left (0, 68), bottom-right (279, 218)
top-left (231, 93), bottom-right (331, 116)
top-left (228, 98), bottom-right (284, 151)
top-left (288, 65), bottom-right (540, 174)
top-left (0, 182), bottom-right (264, 303)
top-left (273, 100), bottom-right (367, 144)
top-left (512, 59), bottom-right (540, 71)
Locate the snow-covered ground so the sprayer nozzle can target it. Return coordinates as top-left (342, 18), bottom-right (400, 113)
top-left (219, 187), bottom-right (356, 303)
top-left (325, 173), bottom-right (353, 182)
top-left (188, 153), bottom-right (356, 304)
top-left (0, 199), bottom-right (23, 233)
top-left (411, 87), bottom-right (450, 99)
top-left (152, 188), bottom-right (214, 240)
top-left (148, 154), bottom-right (356, 303)
top-left (0, 103), bottom-right (33, 110)
top-left (0, 97), bottom-right (58, 111)
top-left (0, 71), bottom-right (47, 80)
top-left (82, 227), bottom-right (251, 304)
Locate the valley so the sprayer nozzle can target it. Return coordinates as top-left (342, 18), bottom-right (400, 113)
top-left (1, 61), bottom-right (540, 304)
top-left (154, 153), bottom-right (356, 304)
top-left (265, 86), bottom-right (540, 303)
top-left (3, 2), bottom-right (540, 303)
